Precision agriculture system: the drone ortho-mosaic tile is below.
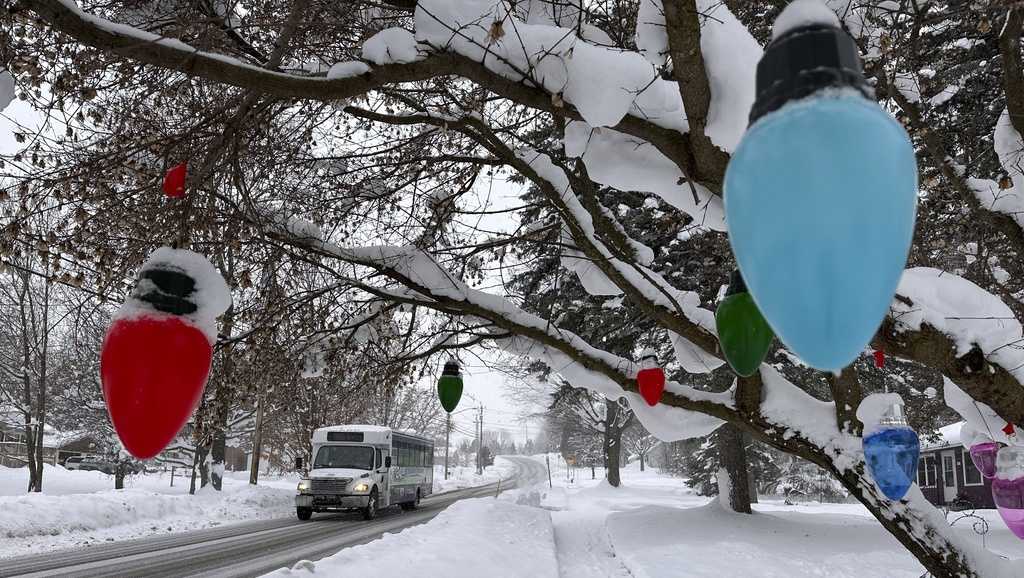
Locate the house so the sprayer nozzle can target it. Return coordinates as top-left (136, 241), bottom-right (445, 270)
top-left (0, 423), bottom-right (97, 468)
top-left (917, 421), bottom-right (993, 509)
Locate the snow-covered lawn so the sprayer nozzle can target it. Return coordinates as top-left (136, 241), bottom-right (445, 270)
top-left (433, 461), bottom-right (515, 493)
top-left (269, 456), bottom-right (1024, 577)
top-left (267, 498), bottom-right (559, 578)
top-left (0, 465), bottom-right (298, 558)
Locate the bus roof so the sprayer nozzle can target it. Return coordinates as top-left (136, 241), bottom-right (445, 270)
top-left (312, 425), bottom-right (433, 445)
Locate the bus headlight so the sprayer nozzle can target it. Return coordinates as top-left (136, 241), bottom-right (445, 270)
top-left (297, 479), bottom-right (311, 494)
top-left (353, 482), bottom-right (369, 493)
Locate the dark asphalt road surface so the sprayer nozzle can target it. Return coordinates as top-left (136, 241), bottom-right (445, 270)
top-left (0, 456), bottom-right (548, 578)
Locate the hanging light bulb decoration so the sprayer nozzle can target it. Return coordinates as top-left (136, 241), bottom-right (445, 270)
top-left (859, 395), bottom-right (920, 500)
top-left (636, 349), bottom-right (666, 406)
top-left (723, 5), bottom-right (917, 372)
top-left (101, 248), bottom-right (230, 459)
top-left (437, 359), bottom-right (464, 413)
top-left (163, 162), bottom-right (188, 198)
top-left (970, 441), bottom-right (1001, 480)
top-left (715, 269), bottom-right (774, 377)
top-left (993, 439), bottom-right (1024, 540)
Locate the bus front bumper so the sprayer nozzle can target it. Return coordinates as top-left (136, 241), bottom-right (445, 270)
top-left (296, 494), bottom-right (369, 509)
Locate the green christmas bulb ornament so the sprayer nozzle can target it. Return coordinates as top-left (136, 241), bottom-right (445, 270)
top-left (437, 359), bottom-right (464, 413)
top-left (716, 270), bottom-right (774, 377)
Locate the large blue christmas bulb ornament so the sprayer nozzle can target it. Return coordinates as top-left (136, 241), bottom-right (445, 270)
top-left (724, 22), bottom-right (918, 371)
top-left (862, 404), bottom-right (920, 501)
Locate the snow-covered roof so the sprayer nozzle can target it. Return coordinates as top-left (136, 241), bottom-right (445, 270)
top-left (921, 421), bottom-right (964, 451)
top-left (316, 424), bottom-right (392, 433)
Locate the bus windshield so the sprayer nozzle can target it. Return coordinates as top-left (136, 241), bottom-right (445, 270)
top-left (313, 445), bottom-right (375, 470)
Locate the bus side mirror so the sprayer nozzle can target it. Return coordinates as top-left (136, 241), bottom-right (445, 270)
top-left (295, 457), bottom-right (304, 470)
top-left (384, 456), bottom-right (392, 468)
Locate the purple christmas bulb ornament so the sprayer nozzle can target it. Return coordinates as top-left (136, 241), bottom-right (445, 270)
top-left (993, 445), bottom-right (1024, 540)
top-left (969, 442), bottom-right (1000, 479)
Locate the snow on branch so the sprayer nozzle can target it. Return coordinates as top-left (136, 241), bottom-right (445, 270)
top-left (563, 121), bottom-right (725, 230)
top-left (414, 0), bottom-right (684, 129)
top-left (969, 108), bottom-right (1024, 232)
top-left (893, 267), bottom-right (1024, 385)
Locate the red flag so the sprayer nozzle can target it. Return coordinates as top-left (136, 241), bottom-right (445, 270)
top-left (162, 162), bottom-right (188, 198)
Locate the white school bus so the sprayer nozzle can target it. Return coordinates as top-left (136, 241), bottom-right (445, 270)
top-left (295, 425), bottom-right (434, 520)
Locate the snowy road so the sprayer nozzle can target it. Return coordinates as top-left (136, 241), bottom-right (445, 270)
top-left (0, 457), bottom-right (547, 578)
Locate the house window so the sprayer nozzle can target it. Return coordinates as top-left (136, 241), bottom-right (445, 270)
top-left (918, 455), bottom-right (937, 487)
top-left (962, 451), bottom-right (984, 486)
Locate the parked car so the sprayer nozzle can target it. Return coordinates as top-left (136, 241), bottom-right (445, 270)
top-left (64, 455), bottom-right (142, 475)
top-left (63, 455), bottom-right (88, 470)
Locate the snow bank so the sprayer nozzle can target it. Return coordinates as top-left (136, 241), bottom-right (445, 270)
top-left (265, 498), bottom-right (558, 577)
top-left (1, 484), bottom-right (291, 541)
top-left (0, 465), bottom-right (296, 557)
top-left (433, 461), bottom-right (514, 493)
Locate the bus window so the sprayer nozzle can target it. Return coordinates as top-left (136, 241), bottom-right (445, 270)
top-left (375, 448), bottom-right (382, 469)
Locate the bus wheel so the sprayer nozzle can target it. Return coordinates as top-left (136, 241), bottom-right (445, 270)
top-left (296, 507), bottom-right (313, 521)
top-left (362, 488), bottom-right (378, 520)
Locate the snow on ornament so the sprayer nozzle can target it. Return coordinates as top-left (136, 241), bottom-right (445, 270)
top-left (437, 359), bottom-right (463, 413)
top-left (715, 269), bottom-right (773, 377)
top-left (856, 393), bottom-right (920, 500)
top-left (163, 162), bottom-right (188, 198)
top-left (993, 441), bottom-right (1024, 539)
top-left (636, 349), bottom-right (666, 406)
top-left (100, 248), bottom-right (230, 459)
top-left (724, 7), bottom-right (917, 371)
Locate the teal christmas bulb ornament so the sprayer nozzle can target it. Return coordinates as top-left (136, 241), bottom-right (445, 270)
top-left (723, 14), bottom-right (918, 371)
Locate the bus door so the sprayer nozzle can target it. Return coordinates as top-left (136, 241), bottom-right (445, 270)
top-left (376, 448), bottom-right (390, 507)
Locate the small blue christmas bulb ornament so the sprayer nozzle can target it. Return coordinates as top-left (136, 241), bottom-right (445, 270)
top-left (861, 399), bottom-right (920, 501)
top-left (723, 3), bottom-right (918, 371)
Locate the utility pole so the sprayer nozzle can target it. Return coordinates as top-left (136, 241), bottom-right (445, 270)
top-left (475, 405), bottom-right (483, 475)
top-left (444, 413), bottom-right (451, 480)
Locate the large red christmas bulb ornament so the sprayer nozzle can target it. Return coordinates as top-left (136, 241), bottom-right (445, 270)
top-left (636, 349), bottom-right (666, 407)
top-left (101, 248), bottom-right (230, 459)
top-left (163, 162), bottom-right (188, 198)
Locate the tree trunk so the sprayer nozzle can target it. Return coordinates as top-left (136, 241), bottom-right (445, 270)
top-left (24, 421), bottom-right (40, 493)
top-left (211, 430), bottom-right (226, 491)
top-left (249, 388), bottom-right (265, 485)
top-left (639, 453), bottom-right (645, 472)
top-left (716, 423), bottom-right (752, 513)
top-left (743, 431), bottom-right (757, 504)
top-left (604, 400), bottom-right (622, 487)
top-left (115, 462), bottom-right (126, 490)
